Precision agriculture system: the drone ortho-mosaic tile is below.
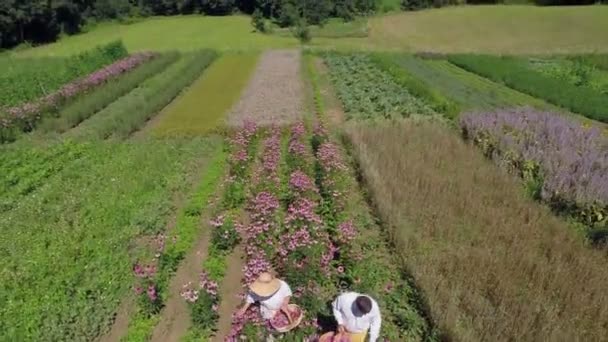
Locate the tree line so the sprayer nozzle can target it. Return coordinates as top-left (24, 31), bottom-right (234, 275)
top-left (1, 0), bottom-right (606, 49)
top-left (0, 0), bottom-right (381, 49)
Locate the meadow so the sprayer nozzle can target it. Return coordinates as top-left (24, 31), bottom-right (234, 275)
top-left (2, 4), bottom-right (608, 342)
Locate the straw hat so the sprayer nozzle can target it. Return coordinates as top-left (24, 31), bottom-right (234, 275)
top-left (249, 272), bottom-right (281, 297)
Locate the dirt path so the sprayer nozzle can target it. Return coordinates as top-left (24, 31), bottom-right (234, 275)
top-left (149, 213), bottom-right (213, 342)
top-left (212, 246), bottom-right (245, 341)
top-left (97, 297), bottom-right (134, 342)
top-left (313, 57), bottom-right (345, 126)
top-left (227, 49), bottom-right (304, 126)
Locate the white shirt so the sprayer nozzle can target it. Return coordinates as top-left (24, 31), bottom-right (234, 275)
top-left (246, 280), bottom-right (292, 319)
top-left (332, 292), bottom-right (382, 342)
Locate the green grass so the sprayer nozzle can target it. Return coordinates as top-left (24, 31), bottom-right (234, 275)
top-left (382, 54), bottom-right (549, 111)
top-left (16, 6), bottom-right (608, 56)
top-left (0, 41), bottom-right (127, 107)
top-left (367, 5), bottom-right (608, 53)
top-left (448, 54), bottom-right (608, 123)
top-left (39, 53), bottom-right (179, 134)
top-left (273, 18), bottom-right (369, 38)
top-left (17, 16), bottom-right (296, 57)
top-left (0, 137), bottom-right (220, 341)
top-left (152, 53), bottom-right (259, 136)
top-left (69, 50), bottom-right (217, 139)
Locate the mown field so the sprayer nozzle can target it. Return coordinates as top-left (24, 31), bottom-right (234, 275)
top-left (2, 5), bottom-right (608, 342)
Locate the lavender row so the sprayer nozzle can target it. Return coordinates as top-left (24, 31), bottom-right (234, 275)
top-left (460, 108), bottom-right (608, 235)
top-left (0, 52), bottom-right (155, 132)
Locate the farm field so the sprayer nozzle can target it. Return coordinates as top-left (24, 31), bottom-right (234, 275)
top-left (374, 54), bottom-right (551, 111)
top-left (10, 6), bottom-right (608, 57)
top-left (151, 53), bottom-right (259, 136)
top-left (2, 4), bottom-right (608, 342)
top-left (368, 5), bottom-right (608, 53)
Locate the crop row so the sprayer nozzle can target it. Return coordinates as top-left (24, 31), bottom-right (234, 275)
top-left (0, 141), bottom-right (87, 212)
top-left (0, 138), bottom-right (219, 341)
top-left (69, 50), bottom-right (217, 140)
top-left (448, 54), bottom-right (608, 123)
top-left (460, 108), bottom-right (608, 243)
top-left (0, 40), bottom-right (128, 108)
top-left (528, 57), bottom-right (608, 95)
top-left (323, 53), bottom-right (435, 120)
top-left (204, 117), bottom-right (433, 340)
top-left (124, 137), bottom-right (227, 341)
top-left (346, 118), bottom-right (608, 341)
top-left (375, 54), bottom-right (548, 113)
top-left (0, 52), bottom-right (155, 142)
top-left (40, 53), bottom-right (179, 134)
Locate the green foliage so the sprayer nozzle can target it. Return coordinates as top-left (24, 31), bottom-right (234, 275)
top-left (529, 57), bottom-right (608, 95)
top-left (0, 141), bottom-right (86, 212)
top-left (211, 216), bottom-right (240, 252)
top-left (190, 292), bottom-right (220, 330)
top-left (294, 20), bottom-right (312, 43)
top-left (449, 54), bottom-right (608, 123)
top-left (40, 52), bottom-right (179, 134)
top-left (388, 54), bottom-right (549, 112)
top-left (252, 8), bottom-right (267, 32)
top-left (202, 254), bottom-right (228, 281)
top-left (0, 138), bottom-right (216, 341)
top-left (69, 50), bottom-right (218, 139)
top-left (323, 53), bottom-right (435, 120)
top-left (0, 40), bottom-right (128, 108)
top-left (152, 53), bottom-right (259, 137)
top-left (371, 53), bottom-right (460, 118)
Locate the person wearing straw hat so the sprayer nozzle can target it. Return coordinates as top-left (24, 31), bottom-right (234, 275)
top-left (329, 292), bottom-right (382, 342)
top-left (237, 272), bottom-right (303, 332)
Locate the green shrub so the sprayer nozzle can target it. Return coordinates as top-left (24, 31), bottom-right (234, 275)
top-left (294, 20), bottom-right (312, 43)
top-left (449, 54), bottom-right (608, 123)
top-left (251, 8), bottom-right (267, 32)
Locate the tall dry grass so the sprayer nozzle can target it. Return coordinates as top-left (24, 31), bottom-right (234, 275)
top-left (346, 119), bottom-right (608, 341)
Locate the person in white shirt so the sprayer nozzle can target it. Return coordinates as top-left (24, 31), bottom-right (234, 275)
top-left (332, 292), bottom-right (382, 342)
top-left (237, 272), bottom-right (302, 331)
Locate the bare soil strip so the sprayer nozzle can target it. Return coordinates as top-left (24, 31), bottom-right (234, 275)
top-left (97, 297), bottom-right (134, 342)
top-left (150, 214), bottom-right (213, 342)
top-left (213, 247), bottom-right (245, 341)
top-left (313, 57), bottom-right (345, 126)
top-left (227, 49), bottom-right (304, 126)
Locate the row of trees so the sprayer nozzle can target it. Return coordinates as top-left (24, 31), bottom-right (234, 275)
top-left (0, 0), bottom-right (380, 49)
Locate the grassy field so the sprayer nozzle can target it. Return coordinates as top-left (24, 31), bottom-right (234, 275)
top-left (14, 6), bottom-right (608, 57)
top-left (368, 5), bottom-right (608, 53)
top-left (152, 53), bottom-right (259, 136)
top-left (347, 119), bottom-right (608, 341)
top-left (0, 138), bottom-right (220, 341)
top-left (18, 16), bottom-right (296, 57)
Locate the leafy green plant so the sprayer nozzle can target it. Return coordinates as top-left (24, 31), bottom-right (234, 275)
top-left (449, 54), bottom-right (608, 123)
top-left (370, 53), bottom-right (461, 118)
top-left (323, 53), bottom-right (435, 120)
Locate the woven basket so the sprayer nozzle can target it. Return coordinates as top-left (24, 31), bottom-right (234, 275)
top-left (271, 304), bottom-right (304, 333)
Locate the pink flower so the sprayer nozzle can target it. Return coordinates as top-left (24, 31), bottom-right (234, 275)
top-left (147, 285), bottom-right (158, 301)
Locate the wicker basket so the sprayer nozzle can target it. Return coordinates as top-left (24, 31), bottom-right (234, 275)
top-left (271, 304), bottom-right (304, 333)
